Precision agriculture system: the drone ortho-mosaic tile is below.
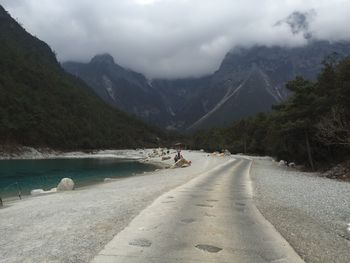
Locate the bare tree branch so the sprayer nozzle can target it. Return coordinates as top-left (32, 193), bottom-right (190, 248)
top-left (316, 106), bottom-right (350, 147)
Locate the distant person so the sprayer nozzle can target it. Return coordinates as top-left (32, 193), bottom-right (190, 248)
top-left (174, 149), bottom-right (182, 163)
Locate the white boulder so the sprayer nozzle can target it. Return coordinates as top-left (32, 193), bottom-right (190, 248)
top-left (278, 160), bottom-right (287, 166)
top-left (57, 178), bottom-right (75, 191)
top-left (31, 189), bottom-right (45, 196)
top-left (223, 149), bottom-right (231, 156)
top-left (104, 178), bottom-right (114, 182)
top-left (30, 187), bottom-right (57, 196)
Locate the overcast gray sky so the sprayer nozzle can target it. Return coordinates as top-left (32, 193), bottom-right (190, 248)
top-left (1, 0), bottom-right (350, 79)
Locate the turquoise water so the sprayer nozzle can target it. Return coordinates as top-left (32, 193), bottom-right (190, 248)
top-left (0, 158), bottom-right (156, 198)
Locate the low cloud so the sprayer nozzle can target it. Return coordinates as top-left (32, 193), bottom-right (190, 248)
top-left (275, 10), bottom-right (316, 39)
top-left (2, 0), bottom-right (350, 79)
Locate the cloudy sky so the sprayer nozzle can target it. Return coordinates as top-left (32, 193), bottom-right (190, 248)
top-left (1, 0), bottom-right (350, 79)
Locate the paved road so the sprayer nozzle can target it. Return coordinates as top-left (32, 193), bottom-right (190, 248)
top-left (92, 158), bottom-right (303, 263)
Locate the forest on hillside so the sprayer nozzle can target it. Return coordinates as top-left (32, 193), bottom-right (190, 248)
top-left (0, 6), bottom-right (169, 150)
top-left (192, 56), bottom-right (350, 170)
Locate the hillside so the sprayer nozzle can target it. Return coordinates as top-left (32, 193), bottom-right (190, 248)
top-left (0, 5), bottom-right (165, 150)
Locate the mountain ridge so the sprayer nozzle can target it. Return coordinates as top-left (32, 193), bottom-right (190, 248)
top-left (63, 41), bottom-right (350, 132)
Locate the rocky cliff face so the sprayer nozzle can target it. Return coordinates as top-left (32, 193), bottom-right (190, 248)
top-left (63, 41), bottom-right (350, 131)
top-left (186, 41), bottom-right (350, 130)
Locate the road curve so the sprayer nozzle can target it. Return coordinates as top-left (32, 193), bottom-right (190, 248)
top-left (92, 157), bottom-right (304, 263)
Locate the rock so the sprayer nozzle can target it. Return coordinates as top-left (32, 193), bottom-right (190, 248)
top-left (323, 160), bottom-right (350, 180)
top-left (223, 149), bottom-right (231, 156)
top-left (31, 189), bottom-right (44, 196)
top-left (288, 162), bottom-right (296, 168)
top-left (162, 156), bottom-right (171, 161)
top-left (278, 160), bottom-right (287, 166)
top-left (200, 149), bottom-right (204, 152)
top-left (104, 178), bottom-right (116, 182)
top-left (31, 187), bottom-right (57, 196)
top-left (57, 178), bottom-right (75, 191)
top-left (172, 158), bottom-right (191, 168)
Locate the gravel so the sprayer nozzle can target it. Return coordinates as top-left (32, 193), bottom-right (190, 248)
top-left (250, 157), bottom-right (350, 263)
top-left (0, 151), bottom-right (223, 263)
top-left (2, 153), bottom-right (348, 263)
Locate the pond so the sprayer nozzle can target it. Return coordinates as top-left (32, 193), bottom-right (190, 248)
top-left (0, 158), bottom-right (156, 198)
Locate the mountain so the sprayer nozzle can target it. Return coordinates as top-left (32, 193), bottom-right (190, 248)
top-left (0, 5), bottom-right (165, 149)
top-left (186, 41), bottom-right (350, 130)
top-left (63, 54), bottom-right (171, 127)
top-left (63, 43), bottom-right (350, 132)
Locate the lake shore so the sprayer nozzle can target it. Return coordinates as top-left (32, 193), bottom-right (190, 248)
top-left (0, 150), bottom-right (223, 263)
top-left (0, 146), bottom-right (154, 161)
top-left (0, 148), bottom-right (174, 204)
top-left (1, 152), bottom-right (349, 262)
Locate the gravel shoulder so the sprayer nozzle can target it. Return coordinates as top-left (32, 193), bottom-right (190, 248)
top-left (0, 151), bottom-right (223, 263)
top-left (250, 156), bottom-right (350, 263)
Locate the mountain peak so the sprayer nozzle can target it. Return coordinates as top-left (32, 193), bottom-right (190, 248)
top-left (0, 5), bottom-right (9, 17)
top-left (90, 53), bottom-right (115, 65)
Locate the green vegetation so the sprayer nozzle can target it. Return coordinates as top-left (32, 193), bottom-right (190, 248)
top-left (193, 56), bottom-right (350, 169)
top-left (0, 6), bottom-right (167, 150)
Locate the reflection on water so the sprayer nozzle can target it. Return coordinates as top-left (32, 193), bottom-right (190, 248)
top-left (0, 158), bottom-right (156, 198)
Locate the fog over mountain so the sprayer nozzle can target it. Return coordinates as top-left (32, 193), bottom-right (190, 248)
top-left (1, 0), bottom-right (350, 78)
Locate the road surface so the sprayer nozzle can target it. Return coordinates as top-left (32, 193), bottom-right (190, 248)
top-left (92, 157), bottom-right (303, 263)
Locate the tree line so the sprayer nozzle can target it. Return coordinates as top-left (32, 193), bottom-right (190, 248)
top-left (192, 56), bottom-right (350, 170)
